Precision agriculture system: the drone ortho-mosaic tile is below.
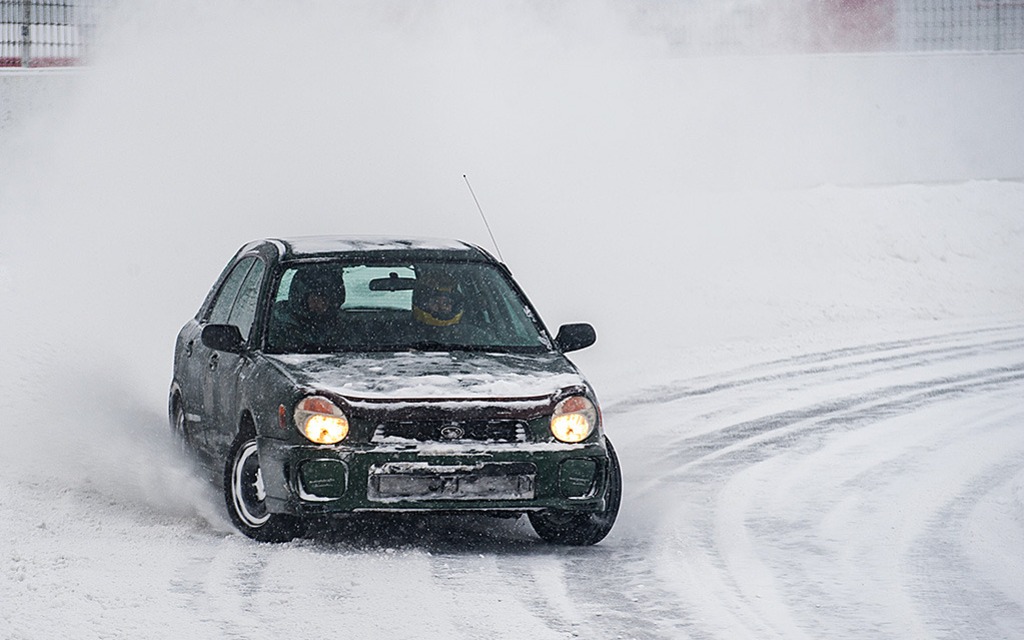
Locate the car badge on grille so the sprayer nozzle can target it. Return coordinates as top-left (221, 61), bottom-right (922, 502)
top-left (440, 426), bottom-right (465, 440)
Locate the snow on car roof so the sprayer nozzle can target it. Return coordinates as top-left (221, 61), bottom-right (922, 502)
top-left (275, 236), bottom-right (480, 258)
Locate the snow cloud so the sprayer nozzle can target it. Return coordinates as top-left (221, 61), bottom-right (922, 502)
top-left (0, 1), bottom-right (1022, 511)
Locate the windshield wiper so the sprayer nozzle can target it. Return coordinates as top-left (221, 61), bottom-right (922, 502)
top-left (378, 341), bottom-right (498, 353)
top-left (405, 340), bottom-right (462, 351)
top-left (302, 342), bottom-right (543, 354)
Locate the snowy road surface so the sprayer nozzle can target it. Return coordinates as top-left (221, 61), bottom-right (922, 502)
top-left (2, 320), bottom-right (1022, 639)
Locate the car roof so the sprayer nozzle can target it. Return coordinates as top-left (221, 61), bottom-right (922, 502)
top-left (242, 236), bottom-right (498, 263)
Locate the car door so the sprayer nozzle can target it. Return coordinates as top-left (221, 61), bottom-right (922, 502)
top-left (189, 256), bottom-right (258, 457)
top-left (205, 256), bottom-right (267, 460)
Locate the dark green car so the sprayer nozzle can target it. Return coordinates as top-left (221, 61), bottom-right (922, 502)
top-left (169, 237), bottom-right (620, 544)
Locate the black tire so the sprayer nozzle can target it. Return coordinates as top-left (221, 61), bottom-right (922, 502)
top-left (170, 395), bottom-right (192, 457)
top-left (224, 431), bottom-right (305, 543)
top-left (529, 437), bottom-right (622, 546)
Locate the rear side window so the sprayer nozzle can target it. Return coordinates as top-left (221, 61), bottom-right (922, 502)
top-left (207, 257), bottom-right (255, 325)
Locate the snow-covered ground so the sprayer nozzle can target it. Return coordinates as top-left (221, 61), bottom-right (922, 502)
top-left (1, 3), bottom-right (1023, 638)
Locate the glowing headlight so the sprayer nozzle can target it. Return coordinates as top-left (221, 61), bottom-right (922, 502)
top-left (550, 396), bottom-right (597, 443)
top-left (294, 396), bottom-right (349, 444)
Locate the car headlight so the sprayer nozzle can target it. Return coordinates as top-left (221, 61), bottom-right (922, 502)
top-left (294, 396), bottom-right (349, 444)
top-left (550, 396), bottom-right (597, 443)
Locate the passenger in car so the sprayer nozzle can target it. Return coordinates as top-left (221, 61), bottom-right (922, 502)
top-left (410, 272), bottom-right (489, 345)
top-left (412, 272), bottom-right (464, 327)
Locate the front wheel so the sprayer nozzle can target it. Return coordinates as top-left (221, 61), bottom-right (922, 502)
top-left (529, 437), bottom-right (622, 546)
top-left (224, 432), bottom-right (305, 543)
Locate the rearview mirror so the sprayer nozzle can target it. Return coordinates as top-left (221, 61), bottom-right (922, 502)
top-left (202, 324), bottom-right (245, 353)
top-left (554, 323), bottom-right (596, 353)
top-left (369, 272), bottom-right (418, 291)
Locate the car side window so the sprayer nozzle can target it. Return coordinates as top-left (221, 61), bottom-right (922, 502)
top-left (228, 259), bottom-right (266, 342)
top-left (207, 257), bottom-right (256, 325)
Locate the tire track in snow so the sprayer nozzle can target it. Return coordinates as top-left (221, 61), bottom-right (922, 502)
top-left (660, 361), bottom-right (1024, 477)
top-left (165, 541), bottom-right (275, 639)
top-left (704, 393), bottom-right (1024, 639)
top-left (426, 551), bottom-right (575, 639)
top-left (606, 323), bottom-right (1024, 417)
top-left (610, 323), bottom-right (1024, 475)
top-left (490, 543), bottom-right (698, 639)
top-left (906, 400), bottom-right (1024, 640)
top-left (490, 553), bottom-right (586, 637)
top-left (601, 322), bottom-right (1024, 639)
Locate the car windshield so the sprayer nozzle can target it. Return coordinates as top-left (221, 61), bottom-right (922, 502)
top-left (264, 260), bottom-right (551, 354)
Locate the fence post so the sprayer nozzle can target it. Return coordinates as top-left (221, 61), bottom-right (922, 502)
top-left (995, 0), bottom-right (1002, 51)
top-left (20, 0), bottom-right (29, 67)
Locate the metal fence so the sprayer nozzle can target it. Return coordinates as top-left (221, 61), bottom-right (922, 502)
top-left (637, 0), bottom-right (1024, 55)
top-left (0, 0), bottom-right (103, 67)
top-left (897, 0), bottom-right (1024, 51)
top-left (1, 0), bottom-right (1023, 68)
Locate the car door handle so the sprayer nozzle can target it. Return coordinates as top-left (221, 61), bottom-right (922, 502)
top-left (209, 353), bottom-right (218, 370)
top-left (185, 340), bottom-right (194, 357)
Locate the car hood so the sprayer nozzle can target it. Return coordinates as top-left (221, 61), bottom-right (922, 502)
top-left (265, 350), bottom-right (587, 401)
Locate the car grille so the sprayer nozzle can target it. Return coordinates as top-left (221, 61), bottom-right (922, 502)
top-left (372, 419), bottom-right (528, 443)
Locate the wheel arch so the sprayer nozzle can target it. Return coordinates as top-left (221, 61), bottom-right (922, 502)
top-left (238, 408), bottom-right (258, 438)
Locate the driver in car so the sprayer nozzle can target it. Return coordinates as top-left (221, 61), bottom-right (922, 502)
top-left (273, 265), bottom-right (347, 351)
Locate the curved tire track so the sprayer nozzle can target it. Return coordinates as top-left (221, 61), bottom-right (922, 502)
top-left (595, 321), bottom-right (1024, 639)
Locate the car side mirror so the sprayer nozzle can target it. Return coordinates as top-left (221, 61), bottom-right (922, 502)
top-left (201, 324), bottom-right (245, 353)
top-left (554, 323), bottom-right (596, 353)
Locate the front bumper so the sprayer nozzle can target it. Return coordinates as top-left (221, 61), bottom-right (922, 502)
top-left (257, 437), bottom-right (611, 516)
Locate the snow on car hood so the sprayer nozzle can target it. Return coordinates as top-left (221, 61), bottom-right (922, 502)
top-left (267, 351), bottom-right (586, 401)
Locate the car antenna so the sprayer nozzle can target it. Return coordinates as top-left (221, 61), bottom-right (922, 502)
top-left (463, 174), bottom-right (505, 263)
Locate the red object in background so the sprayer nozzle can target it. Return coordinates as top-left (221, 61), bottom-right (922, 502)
top-left (0, 57), bottom-right (78, 67)
top-left (814, 0), bottom-right (896, 52)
